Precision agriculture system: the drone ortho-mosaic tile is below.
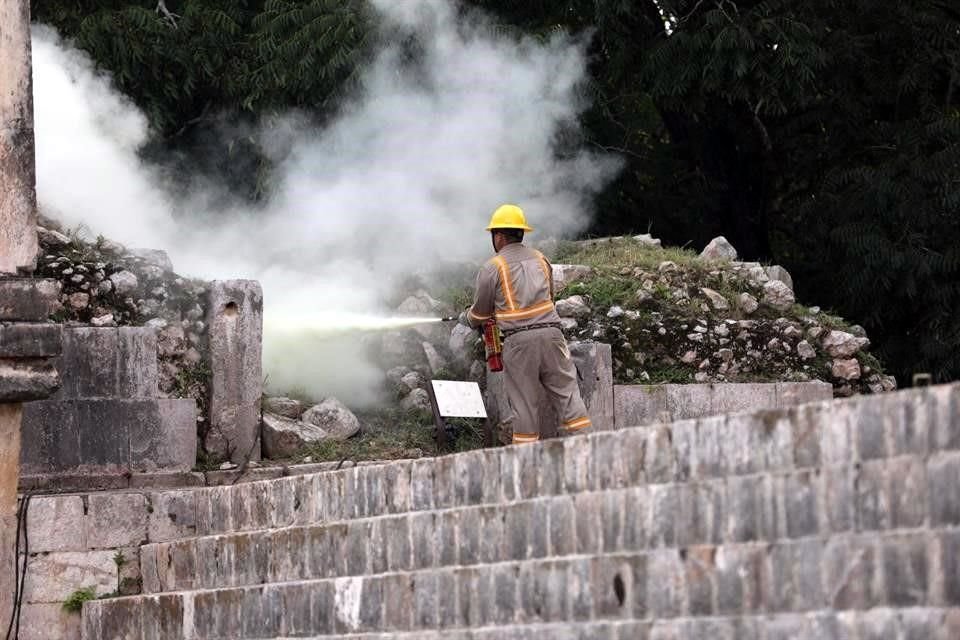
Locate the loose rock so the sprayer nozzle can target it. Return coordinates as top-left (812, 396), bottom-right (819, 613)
top-left (264, 396), bottom-right (303, 419)
top-left (797, 340), bottom-right (817, 360)
top-left (738, 293), bottom-right (759, 314)
top-left (109, 270), bottom-right (139, 295)
top-left (301, 398), bottom-right (361, 441)
top-left (762, 280), bottom-right (795, 311)
top-left (555, 295), bottom-right (592, 319)
top-left (701, 288), bottom-right (730, 310)
top-left (765, 265), bottom-right (794, 291)
top-left (262, 413), bottom-right (332, 458)
top-left (822, 330), bottom-right (870, 358)
top-left (90, 313), bottom-right (115, 327)
top-left (832, 358), bottom-right (862, 381)
top-left (700, 236), bottom-right (738, 261)
top-left (400, 388), bottom-right (431, 412)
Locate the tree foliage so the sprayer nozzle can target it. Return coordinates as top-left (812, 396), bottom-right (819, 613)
top-left (32, 0), bottom-right (960, 384)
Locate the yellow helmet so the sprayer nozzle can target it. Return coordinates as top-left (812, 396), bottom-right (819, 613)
top-left (486, 204), bottom-right (533, 232)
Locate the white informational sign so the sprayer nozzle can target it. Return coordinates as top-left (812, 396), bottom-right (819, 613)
top-left (431, 380), bottom-right (488, 418)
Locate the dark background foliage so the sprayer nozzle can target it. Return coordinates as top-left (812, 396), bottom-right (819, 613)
top-left (32, 0), bottom-right (960, 385)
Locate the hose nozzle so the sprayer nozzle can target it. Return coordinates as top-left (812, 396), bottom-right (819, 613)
top-left (440, 316), bottom-right (458, 322)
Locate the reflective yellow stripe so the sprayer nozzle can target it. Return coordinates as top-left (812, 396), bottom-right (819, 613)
top-left (495, 300), bottom-right (555, 321)
top-left (512, 432), bottom-right (540, 444)
top-left (563, 417), bottom-right (592, 432)
top-left (493, 256), bottom-right (518, 311)
top-left (536, 252), bottom-right (553, 300)
top-left (468, 309), bottom-right (492, 322)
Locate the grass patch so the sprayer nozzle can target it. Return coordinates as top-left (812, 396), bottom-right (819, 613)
top-left (289, 407), bottom-right (452, 463)
top-left (553, 236), bottom-right (700, 272)
top-left (561, 276), bottom-right (637, 308)
top-left (62, 587), bottom-right (97, 614)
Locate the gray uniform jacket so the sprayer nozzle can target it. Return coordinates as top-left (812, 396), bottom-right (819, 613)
top-left (467, 243), bottom-right (562, 331)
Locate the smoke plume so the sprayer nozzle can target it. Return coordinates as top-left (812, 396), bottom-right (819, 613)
top-left (31, 0), bottom-right (617, 405)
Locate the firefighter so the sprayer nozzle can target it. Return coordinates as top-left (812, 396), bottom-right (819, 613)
top-left (463, 204), bottom-right (592, 444)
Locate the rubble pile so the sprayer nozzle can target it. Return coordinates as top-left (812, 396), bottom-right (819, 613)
top-left (33, 216), bottom-right (212, 406)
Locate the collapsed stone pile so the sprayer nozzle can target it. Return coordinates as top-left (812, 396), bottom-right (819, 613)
top-left (33, 216), bottom-right (212, 421)
top-left (551, 236), bottom-right (893, 396)
top-left (371, 235), bottom-right (894, 405)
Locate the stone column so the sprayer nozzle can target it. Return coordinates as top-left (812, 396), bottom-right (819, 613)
top-left (205, 281), bottom-right (263, 463)
top-left (0, 2), bottom-right (60, 628)
top-left (0, 0), bottom-right (38, 275)
top-left (0, 404), bottom-right (22, 625)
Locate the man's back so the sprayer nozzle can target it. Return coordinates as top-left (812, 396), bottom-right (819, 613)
top-left (468, 243), bottom-right (561, 331)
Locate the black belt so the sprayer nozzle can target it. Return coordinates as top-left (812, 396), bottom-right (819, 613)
top-left (501, 322), bottom-right (562, 339)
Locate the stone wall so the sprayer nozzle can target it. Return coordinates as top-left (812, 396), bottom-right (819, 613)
top-left (70, 383), bottom-right (959, 639)
top-left (488, 344), bottom-right (832, 440)
top-left (614, 381), bottom-right (833, 427)
top-left (21, 327), bottom-right (196, 478)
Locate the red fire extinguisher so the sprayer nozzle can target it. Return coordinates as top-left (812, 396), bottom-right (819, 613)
top-left (482, 319), bottom-right (503, 372)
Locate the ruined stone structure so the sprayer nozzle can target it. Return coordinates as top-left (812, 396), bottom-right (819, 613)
top-left (205, 280), bottom-right (264, 463)
top-left (0, 0), bottom-right (63, 630)
top-left (0, 0), bottom-right (38, 275)
top-left (11, 383), bottom-right (955, 638)
top-left (21, 327), bottom-right (197, 480)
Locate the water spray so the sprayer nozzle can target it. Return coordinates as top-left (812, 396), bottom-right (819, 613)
top-left (264, 311), bottom-right (460, 338)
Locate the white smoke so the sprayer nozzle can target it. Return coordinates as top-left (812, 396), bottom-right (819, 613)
top-left (31, 0), bottom-right (618, 406)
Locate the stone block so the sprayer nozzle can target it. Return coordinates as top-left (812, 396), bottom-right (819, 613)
top-left (21, 398), bottom-right (196, 475)
top-left (614, 385), bottom-right (667, 428)
top-left (818, 466), bottom-right (855, 534)
top-left (591, 555), bottom-right (638, 620)
top-left (85, 493), bottom-right (149, 549)
top-left (784, 470), bottom-right (820, 538)
top-left (666, 384), bottom-right (713, 421)
top-left (0, 279), bottom-right (59, 321)
top-left (205, 279), bottom-right (263, 463)
top-left (20, 400), bottom-right (82, 473)
top-left (24, 495), bottom-right (86, 553)
top-left (116, 327), bottom-right (160, 398)
top-left (930, 385), bottom-right (960, 452)
top-left (856, 397), bottom-right (889, 460)
top-left (0, 323), bottom-right (61, 358)
top-left (887, 457), bottom-right (928, 528)
top-left (777, 381), bottom-right (833, 407)
top-left (146, 491), bottom-right (198, 542)
top-left (55, 327), bottom-right (158, 399)
top-left (18, 603), bottom-right (80, 640)
top-left (570, 341), bottom-right (614, 431)
top-left (712, 383), bottom-right (778, 415)
top-left (22, 550), bottom-right (123, 603)
top-left (130, 399), bottom-right (197, 472)
top-left (0, 357), bottom-right (59, 402)
top-left (824, 537), bottom-right (881, 609)
top-left (646, 550), bottom-right (687, 618)
top-left (882, 534), bottom-right (930, 607)
top-left (856, 460), bottom-right (892, 531)
top-left (929, 453), bottom-right (960, 526)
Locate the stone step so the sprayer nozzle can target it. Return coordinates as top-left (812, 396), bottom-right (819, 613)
top-left (141, 450), bottom-right (960, 594)
top-left (145, 610), bottom-right (960, 640)
top-left (83, 535), bottom-right (960, 639)
top-left (78, 609), bottom-right (960, 640)
top-left (130, 384), bottom-right (957, 547)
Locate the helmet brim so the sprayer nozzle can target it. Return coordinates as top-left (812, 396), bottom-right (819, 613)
top-left (486, 224), bottom-right (534, 232)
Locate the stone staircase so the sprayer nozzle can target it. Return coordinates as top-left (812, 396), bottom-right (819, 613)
top-left (81, 384), bottom-right (960, 639)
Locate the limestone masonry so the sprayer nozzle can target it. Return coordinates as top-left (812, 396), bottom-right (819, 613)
top-left (13, 382), bottom-right (956, 639)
